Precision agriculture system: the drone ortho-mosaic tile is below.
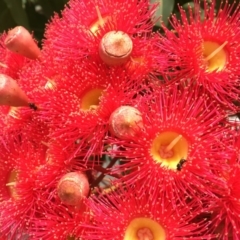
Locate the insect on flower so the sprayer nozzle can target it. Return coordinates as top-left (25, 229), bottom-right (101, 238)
top-left (29, 102), bottom-right (38, 111)
top-left (176, 158), bottom-right (186, 171)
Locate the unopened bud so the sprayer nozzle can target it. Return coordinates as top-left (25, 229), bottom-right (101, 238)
top-left (0, 74), bottom-right (29, 107)
top-left (57, 172), bottom-right (90, 206)
top-left (99, 31), bottom-right (133, 66)
top-left (109, 106), bottom-right (143, 139)
top-left (4, 26), bottom-right (41, 59)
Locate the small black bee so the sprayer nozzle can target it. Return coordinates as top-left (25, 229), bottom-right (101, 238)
top-left (177, 159), bottom-right (187, 171)
top-left (29, 103), bottom-right (38, 111)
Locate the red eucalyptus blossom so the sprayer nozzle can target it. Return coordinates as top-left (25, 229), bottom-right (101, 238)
top-left (0, 52), bottom-right (49, 136)
top-left (235, 135), bottom-right (240, 163)
top-left (0, 136), bottom-right (53, 238)
top-left (105, 85), bottom-right (234, 208)
top-left (0, 61), bottom-right (52, 141)
top-left (0, 138), bottom-right (91, 238)
top-left (0, 105), bottom-right (24, 135)
top-left (0, 104), bottom-right (50, 148)
top-left (29, 204), bottom-right (91, 240)
top-left (0, 73), bottom-right (40, 136)
top-left (0, 134), bottom-right (20, 203)
top-left (8, 139), bottom-right (92, 239)
top-left (42, 0), bottom-right (161, 74)
top-left (208, 164), bottom-right (240, 239)
top-left (158, 0), bottom-right (240, 110)
top-left (0, 33), bottom-right (29, 79)
top-left (34, 59), bottom-right (150, 165)
top-left (85, 184), bottom-right (215, 239)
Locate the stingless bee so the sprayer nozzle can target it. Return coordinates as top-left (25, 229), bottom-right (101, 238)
top-left (177, 158), bottom-right (187, 171)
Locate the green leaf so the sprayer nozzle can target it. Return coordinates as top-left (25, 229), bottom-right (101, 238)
top-left (36, 0), bottom-right (55, 18)
top-left (0, 1), bottom-right (17, 32)
top-left (3, 0), bottom-right (30, 30)
top-left (151, 0), bottom-right (175, 26)
top-left (36, 0), bottom-right (68, 18)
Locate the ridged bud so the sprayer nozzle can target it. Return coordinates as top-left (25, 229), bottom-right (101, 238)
top-left (57, 172), bottom-right (90, 206)
top-left (99, 31), bottom-right (133, 66)
top-left (109, 106), bottom-right (143, 139)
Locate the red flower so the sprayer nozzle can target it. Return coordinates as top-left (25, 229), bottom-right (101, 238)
top-left (232, 133), bottom-right (240, 164)
top-left (0, 59), bottom-right (52, 138)
top-left (0, 59), bottom-right (55, 142)
top-left (0, 135), bottom-right (93, 238)
top-left (106, 85), bottom-right (234, 208)
top-left (158, 0), bottom-right (240, 110)
top-left (85, 184), bottom-right (215, 239)
top-left (28, 204), bottom-right (91, 240)
top-left (0, 134), bottom-right (20, 203)
top-left (208, 164), bottom-right (240, 239)
top-left (0, 33), bottom-right (29, 79)
top-left (0, 105), bottom-right (24, 134)
top-left (0, 127), bottom-right (94, 239)
top-left (0, 105), bottom-right (50, 149)
top-left (0, 72), bottom-right (44, 138)
top-left (0, 136), bottom-right (52, 238)
top-left (42, 0), bottom-right (161, 73)
top-left (34, 59), bottom-right (149, 165)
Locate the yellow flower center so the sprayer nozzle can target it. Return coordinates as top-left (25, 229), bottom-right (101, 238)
top-left (203, 41), bottom-right (228, 72)
top-left (150, 131), bottom-right (188, 170)
top-left (80, 88), bottom-right (104, 111)
top-left (124, 217), bottom-right (166, 240)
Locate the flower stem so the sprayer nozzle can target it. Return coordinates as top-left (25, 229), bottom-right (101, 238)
top-left (91, 157), bottom-right (119, 188)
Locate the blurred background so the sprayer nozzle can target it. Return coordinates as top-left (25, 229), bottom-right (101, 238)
top-left (0, 0), bottom-right (238, 46)
top-left (0, 0), bottom-right (68, 42)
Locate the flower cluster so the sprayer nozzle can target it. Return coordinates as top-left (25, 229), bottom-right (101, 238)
top-left (0, 0), bottom-right (239, 239)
